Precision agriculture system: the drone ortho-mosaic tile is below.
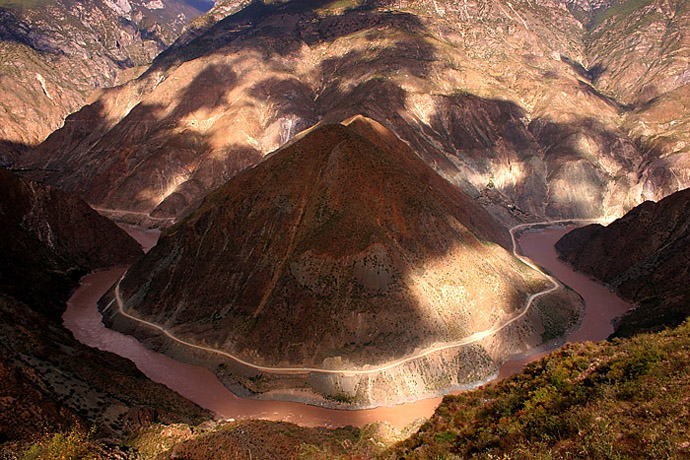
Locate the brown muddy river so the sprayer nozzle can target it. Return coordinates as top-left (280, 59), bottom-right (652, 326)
top-left (63, 224), bottom-right (630, 429)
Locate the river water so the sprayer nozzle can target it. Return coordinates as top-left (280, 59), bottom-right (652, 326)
top-left (63, 224), bottom-right (630, 429)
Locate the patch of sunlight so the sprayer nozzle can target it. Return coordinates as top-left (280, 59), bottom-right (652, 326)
top-left (483, 161), bottom-right (527, 193)
top-left (135, 170), bottom-right (191, 208)
top-left (405, 242), bottom-right (521, 340)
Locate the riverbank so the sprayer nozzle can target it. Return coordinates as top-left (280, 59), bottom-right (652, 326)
top-left (63, 223), bottom-right (630, 428)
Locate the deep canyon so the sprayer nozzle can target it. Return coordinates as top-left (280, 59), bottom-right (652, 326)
top-left (2, 0), bottom-right (690, 458)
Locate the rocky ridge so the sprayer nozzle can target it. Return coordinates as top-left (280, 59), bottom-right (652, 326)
top-left (556, 187), bottom-right (690, 337)
top-left (18, 0), bottom-right (690, 224)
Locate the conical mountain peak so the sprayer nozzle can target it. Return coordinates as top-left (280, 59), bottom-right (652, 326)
top-left (116, 119), bottom-right (548, 381)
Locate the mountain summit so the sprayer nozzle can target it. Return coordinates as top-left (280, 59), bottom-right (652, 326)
top-left (105, 117), bottom-right (580, 406)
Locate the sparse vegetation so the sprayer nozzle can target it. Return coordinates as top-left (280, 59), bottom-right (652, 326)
top-left (386, 319), bottom-right (690, 459)
top-left (9, 318), bottom-right (689, 459)
top-left (14, 428), bottom-right (101, 460)
top-left (590, 0), bottom-right (654, 28)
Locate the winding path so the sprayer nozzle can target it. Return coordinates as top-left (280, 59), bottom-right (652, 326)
top-left (111, 218), bottom-right (601, 376)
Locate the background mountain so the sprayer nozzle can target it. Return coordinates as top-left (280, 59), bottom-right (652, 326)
top-left (0, 166), bottom-right (207, 443)
top-left (556, 187), bottom-right (690, 338)
top-left (2, 0), bottom-right (690, 457)
top-left (105, 117), bottom-right (582, 407)
top-left (17, 0), bottom-right (690, 225)
top-left (0, 0), bottom-right (214, 165)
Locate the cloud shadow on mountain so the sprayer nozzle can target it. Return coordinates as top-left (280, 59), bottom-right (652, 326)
top-left (146, 0), bottom-right (429, 75)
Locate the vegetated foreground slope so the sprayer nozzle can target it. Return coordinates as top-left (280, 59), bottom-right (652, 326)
top-left (384, 319), bottom-right (690, 460)
top-left (27, 316), bottom-right (690, 459)
top-left (0, 167), bottom-right (208, 446)
top-left (556, 187), bottom-right (690, 338)
top-left (20, 0), bottom-right (690, 224)
top-left (105, 116), bottom-right (582, 407)
top-left (0, 0), bottom-right (213, 164)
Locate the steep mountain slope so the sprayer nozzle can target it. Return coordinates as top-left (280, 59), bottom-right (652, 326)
top-left (583, 0), bottom-right (690, 200)
top-left (102, 116), bottom-right (582, 407)
top-left (0, 0), bottom-right (213, 164)
top-left (0, 167), bottom-right (207, 443)
top-left (0, 166), bottom-right (142, 315)
top-left (556, 187), bottom-right (690, 337)
top-left (584, 0), bottom-right (690, 107)
top-left (21, 0), bottom-right (688, 224)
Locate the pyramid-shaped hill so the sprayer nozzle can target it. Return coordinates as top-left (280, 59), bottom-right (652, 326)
top-left (117, 116), bottom-right (548, 367)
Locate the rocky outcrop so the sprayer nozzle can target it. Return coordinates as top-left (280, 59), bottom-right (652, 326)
top-left (0, 167), bottom-right (207, 442)
top-left (101, 117), bottom-right (582, 407)
top-left (0, 0), bottom-right (212, 163)
top-left (556, 187), bottom-right (690, 337)
top-left (19, 0), bottom-right (690, 224)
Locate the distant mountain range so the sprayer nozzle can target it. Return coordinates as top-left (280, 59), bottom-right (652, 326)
top-left (15, 0), bottom-right (690, 225)
top-left (0, 0), bottom-right (213, 164)
top-left (3, 0), bottom-right (690, 457)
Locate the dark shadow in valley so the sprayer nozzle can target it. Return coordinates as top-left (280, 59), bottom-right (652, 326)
top-left (170, 64), bottom-right (239, 119)
top-left (560, 54), bottom-right (600, 82)
top-left (0, 139), bottom-right (31, 168)
top-left (560, 55), bottom-right (634, 111)
top-left (185, 0), bottom-right (215, 12)
top-left (577, 80), bottom-right (634, 112)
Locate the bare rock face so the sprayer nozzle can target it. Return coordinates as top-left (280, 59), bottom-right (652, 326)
top-left (584, 2), bottom-right (690, 206)
top-left (102, 117), bottom-right (582, 406)
top-left (556, 187), bottom-right (690, 337)
top-left (0, 0), bottom-right (213, 164)
top-left (19, 0), bottom-right (690, 224)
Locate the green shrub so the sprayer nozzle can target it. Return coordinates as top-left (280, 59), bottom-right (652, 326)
top-left (20, 428), bottom-right (97, 460)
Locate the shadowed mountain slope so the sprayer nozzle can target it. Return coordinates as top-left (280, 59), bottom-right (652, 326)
top-left (117, 117), bottom-right (547, 370)
top-left (0, 167), bottom-right (208, 443)
top-left (0, 167), bottom-right (142, 316)
top-left (556, 187), bottom-right (690, 337)
top-left (20, 0), bottom-right (690, 224)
